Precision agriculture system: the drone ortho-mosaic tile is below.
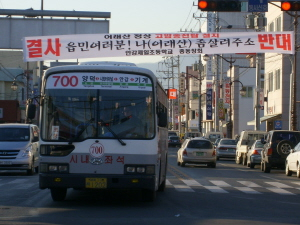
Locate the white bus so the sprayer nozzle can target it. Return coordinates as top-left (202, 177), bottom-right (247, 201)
top-left (27, 61), bottom-right (168, 201)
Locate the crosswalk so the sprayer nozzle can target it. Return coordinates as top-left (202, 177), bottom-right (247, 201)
top-left (1, 177), bottom-right (300, 196)
top-left (166, 178), bottom-right (300, 195)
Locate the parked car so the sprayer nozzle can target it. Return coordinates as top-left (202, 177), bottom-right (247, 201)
top-left (168, 136), bottom-right (181, 147)
top-left (261, 130), bottom-right (300, 173)
top-left (246, 140), bottom-right (264, 169)
top-left (0, 123), bottom-right (39, 175)
top-left (235, 130), bottom-right (267, 165)
top-left (285, 141), bottom-right (300, 177)
top-left (215, 138), bottom-right (237, 160)
top-left (204, 131), bottom-right (224, 143)
top-left (177, 137), bottom-right (216, 168)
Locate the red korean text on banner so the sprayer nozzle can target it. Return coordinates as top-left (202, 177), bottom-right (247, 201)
top-left (168, 89), bottom-right (177, 99)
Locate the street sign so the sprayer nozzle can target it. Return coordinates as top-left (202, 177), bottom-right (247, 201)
top-left (248, 0), bottom-right (268, 12)
top-left (274, 120), bottom-right (282, 130)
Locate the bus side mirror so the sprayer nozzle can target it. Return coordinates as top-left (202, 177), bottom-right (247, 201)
top-left (158, 112), bottom-right (168, 127)
top-left (26, 104), bottom-right (36, 120)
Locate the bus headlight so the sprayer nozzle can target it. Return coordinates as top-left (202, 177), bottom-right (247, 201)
top-left (40, 163), bottom-right (69, 173)
top-left (125, 165), bottom-right (155, 174)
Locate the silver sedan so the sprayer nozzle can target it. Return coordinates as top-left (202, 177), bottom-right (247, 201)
top-left (177, 137), bottom-right (216, 168)
top-left (246, 140), bottom-right (264, 169)
top-left (216, 138), bottom-right (237, 160)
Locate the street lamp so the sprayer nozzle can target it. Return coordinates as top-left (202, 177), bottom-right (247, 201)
top-left (11, 73), bottom-right (29, 100)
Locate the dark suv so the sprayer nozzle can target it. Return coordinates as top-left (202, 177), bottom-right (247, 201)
top-left (261, 130), bottom-right (300, 173)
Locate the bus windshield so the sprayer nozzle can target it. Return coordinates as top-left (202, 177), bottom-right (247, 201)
top-left (42, 88), bottom-right (155, 141)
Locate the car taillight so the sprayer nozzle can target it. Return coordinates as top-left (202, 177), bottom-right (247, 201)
top-left (183, 149), bottom-right (187, 156)
top-left (212, 150), bottom-right (216, 156)
top-left (267, 148), bottom-right (272, 155)
top-left (252, 150), bottom-right (260, 155)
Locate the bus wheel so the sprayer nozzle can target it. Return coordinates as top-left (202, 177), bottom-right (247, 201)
top-left (51, 188), bottom-right (67, 201)
top-left (142, 189), bottom-right (156, 202)
top-left (158, 179), bottom-right (166, 192)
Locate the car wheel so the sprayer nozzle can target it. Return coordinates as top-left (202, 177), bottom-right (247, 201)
top-left (210, 163), bottom-right (216, 168)
top-left (297, 163), bottom-right (300, 178)
top-left (34, 166), bottom-right (39, 173)
top-left (235, 155), bottom-right (241, 164)
top-left (285, 163), bottom-right (292, 176)
top-left (242, 154), bottom-right (247, 166)
top-left (177, 157), bottom-right (180, 166)
top-left (246, 159), bottom-right (250, 167)
top-left (51, 188), bottom-right (67, 201)
top-left (277, 140), bottom-right (294, 156)
top-left (26, 159), bottom-right (34, 176)
top-left (263, 162), bottom-right (271, 173)
top-left (180, 162), bottom-right (186, 167)
top-left (260, 161), bottom-right (264, 171)
top-left (250, 162), bottom-right (255, 169)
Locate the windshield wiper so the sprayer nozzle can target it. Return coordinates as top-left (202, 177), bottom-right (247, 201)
top-left (99, 120), bottom-right (126, 146)
top-left (68, 118), bottom-right (95, 145)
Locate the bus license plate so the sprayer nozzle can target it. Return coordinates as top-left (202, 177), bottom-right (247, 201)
top-left (85, 178), bottom-right (107, 189)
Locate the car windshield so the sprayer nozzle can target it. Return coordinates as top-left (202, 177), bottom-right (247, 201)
top-left (255, 141), bottom-right (264, 148)
top-left (170, 136), bottom-right (179, 141)
top-left (0, 128), bottom-right (30, 141)
top-left (187, 140), bottom-right (212, 149)
top-left (220, 139), bottom-right (236, 145)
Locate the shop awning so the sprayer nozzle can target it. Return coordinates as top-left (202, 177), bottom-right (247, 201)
top-left (247, 114), bottom-right (281, 125)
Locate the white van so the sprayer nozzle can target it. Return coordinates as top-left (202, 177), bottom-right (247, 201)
top-left (0, 123), bottom-right (40, 175)
top-left (205, 132), bottom-right (224, 143)
top-left (235, 130), bottom-right (267, 165)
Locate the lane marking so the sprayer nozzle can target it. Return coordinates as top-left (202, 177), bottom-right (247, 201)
top-left (238, 181), bottom-right (262, 188)
top-left (265, 182), bottom-right (293, 188)
top-left (181, 179), bottom-right (202, 186)
top-left (234, 187), bottom-right (261, 194)
top-left (209, 180), bottom-right (231, 187)
top-left (266, 187), bottom-right (295, 195)
top-left (203, 186), bottom-right (229, 193)
top-left (173, 185), bottom-right (195, 192)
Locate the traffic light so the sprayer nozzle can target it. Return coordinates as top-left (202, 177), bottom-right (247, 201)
top-left (281, 1), bottom-right (300, 11)
top-left (198, 0), bottom-right (241, 12)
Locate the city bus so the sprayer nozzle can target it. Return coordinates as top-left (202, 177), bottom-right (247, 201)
top-left (27, 61), bottom-right (168, 201)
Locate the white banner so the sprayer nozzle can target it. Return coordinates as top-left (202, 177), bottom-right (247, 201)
top-left (22, 32), bottom-right (294, 62)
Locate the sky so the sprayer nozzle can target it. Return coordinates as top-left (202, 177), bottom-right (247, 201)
top-left (0, 0), bottom-right (205, 86)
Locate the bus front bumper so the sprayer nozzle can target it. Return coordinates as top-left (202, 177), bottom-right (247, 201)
top-left (39, 173), bottom-right (156, 191)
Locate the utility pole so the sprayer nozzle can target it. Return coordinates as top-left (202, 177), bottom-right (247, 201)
top-left (215, 55), bottom-right (220, 132)
top-left (255, 53), bottom-right (262, 131)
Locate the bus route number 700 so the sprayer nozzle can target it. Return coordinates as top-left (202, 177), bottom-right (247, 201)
top-left (53, 75), bottom-right (79, 87)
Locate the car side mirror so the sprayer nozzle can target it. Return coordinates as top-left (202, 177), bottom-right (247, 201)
top-left (26, 103), bottom-right (36, 120)
top-left (33, 136), bottom-right (39, 142)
